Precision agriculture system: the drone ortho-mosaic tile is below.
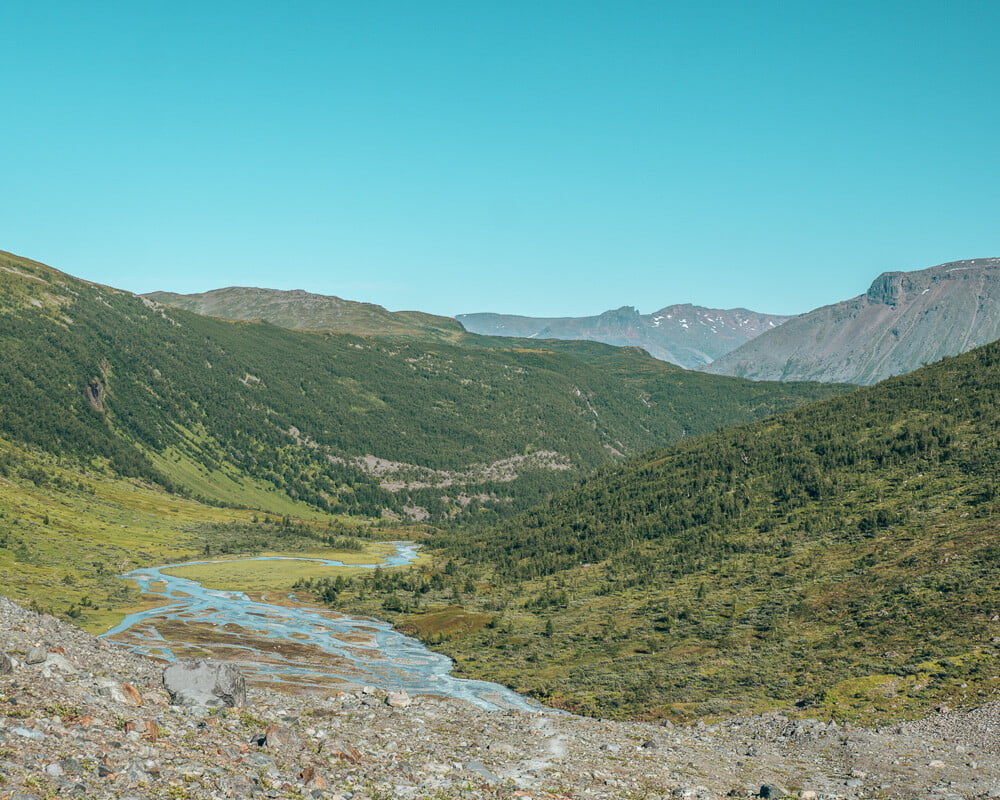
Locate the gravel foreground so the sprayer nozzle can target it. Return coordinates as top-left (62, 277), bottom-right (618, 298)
top-left (2, 594), bottom-right (999, 800)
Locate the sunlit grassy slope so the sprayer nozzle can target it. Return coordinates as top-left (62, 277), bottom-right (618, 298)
top-left (160, 542), bottom-right (429, 592)
top-left (0, 436), bottom-right (251, 630)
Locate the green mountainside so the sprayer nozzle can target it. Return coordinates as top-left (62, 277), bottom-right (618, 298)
top-left (0, 250), bottom-right (846, 526)
top-left (144, 286), bottom-right (467, 342)
top-left (322, 340), bottom-right (1000, 722)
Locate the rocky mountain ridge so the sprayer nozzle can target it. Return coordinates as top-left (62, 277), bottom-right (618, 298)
top-left (2, 593), bottom-right (998, 799)
top-left (703, 258), bottom-right (1000, 384)
top-left (457, 304), bottom-right (793, 369)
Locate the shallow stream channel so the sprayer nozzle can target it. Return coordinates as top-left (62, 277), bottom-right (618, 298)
top-left (101, 543), bottom-right (544, 712)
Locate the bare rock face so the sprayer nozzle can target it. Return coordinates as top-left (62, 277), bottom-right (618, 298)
top-left (865, 271), bottom-right (911, 305)
top-left (162, 659), bottom-right (246, 708)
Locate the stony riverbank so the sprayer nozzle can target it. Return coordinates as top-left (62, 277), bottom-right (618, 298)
top-left (2, 594), bottom-right (998, 800)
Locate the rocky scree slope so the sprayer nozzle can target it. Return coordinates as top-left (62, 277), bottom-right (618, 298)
top-left (458, 304), bottom-right (793, 369)
top-left (2, 594), bottom-right (999, 800)
top-left (703, 258), bottom-right (1000, 384)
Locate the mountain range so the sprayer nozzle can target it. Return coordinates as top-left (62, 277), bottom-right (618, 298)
top-left (457, 304), bottom-right (793, 369)
top-left (151, 257), bottom-right (1000, 387)
top-left (703, 257), bottom-right (1000, 384)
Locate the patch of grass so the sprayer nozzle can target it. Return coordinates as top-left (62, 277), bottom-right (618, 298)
top-left (146, 442), bottom-right (323, 518)
top-left (396, 605), bottom-right (493, 641)
top-left (160, 542), bottom-right (414, 591)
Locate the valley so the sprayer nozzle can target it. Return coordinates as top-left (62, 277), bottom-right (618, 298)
top-left (4, 248), bottom-right (1000, 798)
top-left (301, 338), bottom-right (1000, 724)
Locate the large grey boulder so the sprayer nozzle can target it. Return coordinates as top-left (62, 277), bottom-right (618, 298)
top-left (162, 659), bottom-right (246, 708)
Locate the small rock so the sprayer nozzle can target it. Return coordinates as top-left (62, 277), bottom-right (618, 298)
top-left (386, 690), bottom-right (412, 708)
top-left (121, 682), bottom-right (143, 705)
top-left (142, 691), bottom-right (169, 707)
top-left (11, 726), bottom-right (46, 741)
top-left (60, 758), bottom-right (83, 774)
top-left (96, 677), bottom-right (130, 704)
top-left (0, 651), bottom-right (13, 674)
top-left (464, 759), bottom-right (500, 785)
top-left (162, 658), bottom-right (246, 708)
top-left (26, 645), bottom-right (47, 664)
top-left (760, 785), bottom-right (786, 799)
top-left (42, 652), bottom-right (77, 674)
top-left (929, 760), bottom-right (947, 768)
top-left (260, 723), bottom-right (300, 750)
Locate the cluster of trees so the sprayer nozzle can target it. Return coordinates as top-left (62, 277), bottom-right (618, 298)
top-left (191, 517), bottom-right (369, 556)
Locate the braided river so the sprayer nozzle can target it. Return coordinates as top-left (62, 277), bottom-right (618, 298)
top-left (101, 543), bottom-right (544, 712)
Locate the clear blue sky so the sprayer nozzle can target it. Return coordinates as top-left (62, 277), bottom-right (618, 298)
top-left (2, 1), bottom-right (997, 317)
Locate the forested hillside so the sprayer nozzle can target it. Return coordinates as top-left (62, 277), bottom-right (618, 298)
top-left (0, 250), bottom-right (847, 522)
top-left (324, 340), bottom-right (1000, 721)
